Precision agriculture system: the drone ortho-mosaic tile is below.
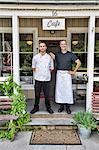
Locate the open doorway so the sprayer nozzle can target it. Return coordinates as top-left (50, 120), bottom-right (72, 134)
top-left (34, 40), bottom-right (86, 114)
top-left (41, 40), bottom-right (60, 101)
top-left (27, 39), bottom-right (86, 114)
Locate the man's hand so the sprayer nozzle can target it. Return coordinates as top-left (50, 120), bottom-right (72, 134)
top-left (49, 52), bottom-right (55, 60)
top-left (68, 59), bottom-right (81, 76)
top-left (68, 71), bottom-right (76, 75)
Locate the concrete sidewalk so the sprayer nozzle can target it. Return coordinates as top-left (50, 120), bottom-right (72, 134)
top-left (0, 131), bottom-right (99, 150)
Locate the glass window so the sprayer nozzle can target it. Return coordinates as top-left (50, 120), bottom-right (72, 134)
top-left (72, 53), bottom-right (87, 71)
top-left (4, 33), bottom-right (12, 52)
top-left (0, 33), bottom-right (13, 77)
top-left (95, 33), bottom-right (99, 52)
top-left (71, 33), bottom-right (87, 52)
top-left (71, 33), bottom-right (87, 72)
top-left (94, 53), bottom-right (99, 76)
top-left (94, 33), bottom-right (99, 76)
top-left (19, 34), bottom-right (33, 85)
top-left (0, 34), bottom-right (2, 76)
top-left (0, 34), bottom-right (2, 52)
top-left (20, 34), bottom-right (33, 52)
top-left (93, 81), bottom-right (99, 91)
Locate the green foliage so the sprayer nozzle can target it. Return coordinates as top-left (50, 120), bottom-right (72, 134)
top-left (20, 41), bottom-right (33, 76)
top-left (0, 76), bottom-right (30, 141)
top-left (73, 111), bottom-right (97, 130)
top-left (14, 113), bottom-right (30, 130)
top-left (72, 40), bottom-right (85, 52)
top-left (20, 41), bottom-right (32, 52)
top-left (11, 94), bottom-right (26, 115)
top-left (0, 76), bottom-right (21, 96)
top-left (0, 121), bottom-right (17, 141)
top-left (95, 40), bottom-right (99, 52)
top-left (94, 81), bottom-right (99, 88)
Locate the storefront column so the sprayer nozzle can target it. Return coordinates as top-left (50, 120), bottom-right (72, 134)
top-left (12, 15), bottom-right (20, 85)
top-left (86, 15), bottom-right (95, 111)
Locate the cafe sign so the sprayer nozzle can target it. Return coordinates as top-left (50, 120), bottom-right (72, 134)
top-left (42, 19), bottom-right (65, 30)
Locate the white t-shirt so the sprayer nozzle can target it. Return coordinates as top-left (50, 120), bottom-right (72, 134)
top-left (32, 53), bottom-right (54, 81)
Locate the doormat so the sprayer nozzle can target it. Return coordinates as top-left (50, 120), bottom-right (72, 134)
top-left (30, 129), bottom-right (82, 145)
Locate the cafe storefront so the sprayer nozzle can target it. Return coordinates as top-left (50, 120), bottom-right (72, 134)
top-left (0, 0), bottom-right (99, 111)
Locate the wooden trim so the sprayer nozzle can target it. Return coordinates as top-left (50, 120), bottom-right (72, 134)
top-left (38, 37), bottom-right (67, 40)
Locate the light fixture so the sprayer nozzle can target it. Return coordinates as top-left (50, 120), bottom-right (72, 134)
top-left (72, 40), bottom-right (78, 45)
top-left (50, 30), bottom-right (55, 34)
top-left (27, 41), bottom-right (33, 45)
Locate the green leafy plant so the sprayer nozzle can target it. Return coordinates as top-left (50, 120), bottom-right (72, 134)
top-left (73, 111), bottom-right (97, 130)
top-left (0, 76), bottom-right (30, 141)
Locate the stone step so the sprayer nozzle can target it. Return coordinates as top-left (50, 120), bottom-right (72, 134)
top-left (30, 125), bottom-right (77, 130)
top-left (0, 125), bottom-right (77, 130)
top-left (25, 114), bottom-right (75, 126)
top-left (30, 114), bottom-right (73, 119)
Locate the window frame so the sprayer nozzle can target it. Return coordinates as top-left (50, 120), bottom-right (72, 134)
top-left (67, 27), bottom-right (99, 81)
top-left (0, 27), bottom-right (38, 88)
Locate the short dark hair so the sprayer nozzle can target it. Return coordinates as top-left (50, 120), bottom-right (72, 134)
top-left (39, 41), bottom-right (47, 47)
top-left (59, 40), bottom-right (67, 45)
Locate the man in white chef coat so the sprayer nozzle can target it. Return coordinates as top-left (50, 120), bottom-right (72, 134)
top-left (30, 42), bottom-right (54, 114)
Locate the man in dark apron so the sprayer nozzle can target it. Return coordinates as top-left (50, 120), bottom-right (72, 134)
top-left (50, 40), bottom-right (81, 114)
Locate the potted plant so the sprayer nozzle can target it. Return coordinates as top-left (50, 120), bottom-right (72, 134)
top-left (73, 111), bottom-right (97, 138)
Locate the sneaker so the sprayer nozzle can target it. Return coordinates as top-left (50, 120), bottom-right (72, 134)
top-left (58, 105), bottom-right (64, 112)
top-left (66, 107), bottom-right (71, 114)
top-left (30, 106), bottom-right (39, 114)
top-left (46, 108), bottom-right (54, 114)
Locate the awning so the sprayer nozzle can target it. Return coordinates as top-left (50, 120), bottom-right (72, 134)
top-left (0, 0), bottom-right (99, 4)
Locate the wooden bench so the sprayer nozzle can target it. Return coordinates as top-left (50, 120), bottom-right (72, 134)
top-left (0, 96), bottom-right (18, 121)
top-left (92, 92), bottom-right (99, 114)
top-left (92, 92), bottom-right (99, 131)
top-left (92, 92), bottom-right (99, 121)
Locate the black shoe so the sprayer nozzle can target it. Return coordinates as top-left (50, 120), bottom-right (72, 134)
top-left (58, 105), bottom-right (64, 112)
top-left (46, 108), bottom-right (54, 114)
top-left (66, 107), bottom-right (71, 114)
top-left (30, 106), bottom-right (39, 114)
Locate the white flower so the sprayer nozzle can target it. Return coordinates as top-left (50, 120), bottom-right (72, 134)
top-left (23, 110), bottom-right (26, 114)
top-left (6, 81), bottom-right (9, 85)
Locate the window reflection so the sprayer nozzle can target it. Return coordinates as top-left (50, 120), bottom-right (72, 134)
top-left (20, 53), bottom-right (33, 76)
top-left (74, 53), bottom-right (87, 71)
top-left (71, 33), bottom-right (86, 52)
top-left (0, 33), bottom-right (12, 76)
top-left (20, 34), bottom-right (33, 52)
top-left (71, 33), bottom-right (87, 72)
top-left (19, 34), bottom-right (33, 85)
top-left (94, 33), bottom-right (99, 76)
top-left (94, 54), bottom-right (99, 76)
top-left (0, 34), bottom-right (2, 76)
top-left (95, 34), bottom-right (99, 52)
